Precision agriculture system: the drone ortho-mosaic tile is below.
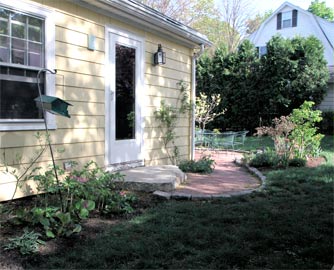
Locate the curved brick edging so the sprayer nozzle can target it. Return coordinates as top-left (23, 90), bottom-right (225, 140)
top-left (153, 156), bottom-right (267, 200)
top-left (234, 157), bottom-right (267, 191)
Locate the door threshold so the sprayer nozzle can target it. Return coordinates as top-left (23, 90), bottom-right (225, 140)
top-left (106, 160), bottom-right (144, 172)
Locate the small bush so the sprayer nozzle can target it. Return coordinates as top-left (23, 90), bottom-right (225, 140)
top-left (288, 158), bottom-right (307, 167)
top-left (249, 150), bottom-right (281, 168)
top-left (178, 156), bottom-right (215, 174)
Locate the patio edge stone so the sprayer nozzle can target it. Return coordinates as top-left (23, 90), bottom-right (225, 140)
top-left (234, 157), bottom-right (267, 190)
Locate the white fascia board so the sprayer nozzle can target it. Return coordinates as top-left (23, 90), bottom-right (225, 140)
top-left (76, 0), bottom-right (212, 48)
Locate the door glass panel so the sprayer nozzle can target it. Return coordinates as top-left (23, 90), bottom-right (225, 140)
top-left (115, 44), bottom-right (136, 140)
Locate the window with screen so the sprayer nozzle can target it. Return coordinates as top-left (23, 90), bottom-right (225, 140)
top-left (0, 1), bottom-right (55, 131)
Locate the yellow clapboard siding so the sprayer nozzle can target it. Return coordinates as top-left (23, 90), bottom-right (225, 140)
top-left (0, 154), bottom-right (105, 201)
top-left (55, 70), bottom-right (104, 90)
top-left (3, 141), bottom-right (105, 166)
top-left (48, 128), bottom-right (105, 145)
top-left (145, 94), bottom-right (191, 108)
top-left (143, 127), bottom-right (190, 140)
top-left (0, 131), bottom-right (39, 148)
top-left (142, 105), bottom-right (191, 118)
top-left (54, 9), bottom-right (105, 39)
top-left (57, 115), bottom-right (105, 129)
top-left (144, 74), bottom-right (191, 89)
top-left (144, 145), bottom-right (189, 161)
top-left (67, 101), bottom-right (105, 116)
top-left (56, 26), bottom-right (105, 51)
top-left (145, 86), bottom-right (192, 99)
top-left (58, 86), bottom-right (105, 103)
top-left (146, 36), bottom-right (192, 57)
top-left (143, 116), bottom-right (190, 129)
top-left (56, 41), bottom-right (105, 64)
top-left (145, 54), bottom-right (191, 74)
top-left (145, 50), bottom-right (191, 67)
top-left (146, 65), bottom-right (190, 81)
top-left (144, 136), bottom-right (190, 150)
top-left (56, 55), bottom-right (104, 77)
top-left (0, 128), bottom-right (104, 148)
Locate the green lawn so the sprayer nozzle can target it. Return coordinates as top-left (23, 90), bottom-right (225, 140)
top-left (23, 136), bottom-right (334, 269)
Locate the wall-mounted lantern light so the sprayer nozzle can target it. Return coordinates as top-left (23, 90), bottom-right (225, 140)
top-left (153, 44), bottom-right (166, 65)
top-left (34, 95), bottom-right (72, 118)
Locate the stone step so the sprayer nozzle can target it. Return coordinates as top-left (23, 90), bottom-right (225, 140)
top-left (113, 165), bottom-right (187, 192)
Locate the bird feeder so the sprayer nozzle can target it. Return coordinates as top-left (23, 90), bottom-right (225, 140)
top-left (34, 95), bottom-right (72, 118)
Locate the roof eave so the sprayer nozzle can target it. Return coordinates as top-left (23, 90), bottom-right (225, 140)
top-left (75, 0), bottom-right (212, 48)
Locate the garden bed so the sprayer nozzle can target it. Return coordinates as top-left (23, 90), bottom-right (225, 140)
top-left (0, 191), bottom-right (158, 270)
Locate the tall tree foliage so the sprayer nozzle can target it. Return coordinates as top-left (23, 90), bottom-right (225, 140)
top-left (141, 0), bottom-right (220, 27)
top-left (308, 0), bottom-right (334, 21)
top-left (213, 40), bottom-right (260, 129)
top-left (219, 0), bottom-right (250, 52)
top-left (246, 10), bottom-right (273, 35)
top-left (141, 0), bottom-right (252, 52)
top-left (260, 35), bottom-right (328, 117)
top-left (197, 36), bottom-right (329, 131)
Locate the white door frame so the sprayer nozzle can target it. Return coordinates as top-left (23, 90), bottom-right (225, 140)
top-left (105, 25), bottom-right (145, 167)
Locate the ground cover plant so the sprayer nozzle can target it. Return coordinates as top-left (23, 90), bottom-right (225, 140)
top-left (0, 160), bottom-right (138, 261)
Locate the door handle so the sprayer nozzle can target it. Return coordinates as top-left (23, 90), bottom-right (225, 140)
top-left (110, 90), bottom-right (114, 101)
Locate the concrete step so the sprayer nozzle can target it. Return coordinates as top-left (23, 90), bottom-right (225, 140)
top-left (114, 165), bottom-right (187, 192)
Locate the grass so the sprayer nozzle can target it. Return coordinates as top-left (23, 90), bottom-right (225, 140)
top-left (320, 135), bottom-right (334, 165)
top-left (23, 136), bottom-right (334, 269)
top-left (238, 135), bottom-right (274, 151)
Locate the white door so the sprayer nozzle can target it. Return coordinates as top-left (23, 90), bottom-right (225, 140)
top-left (105, 28), bottom-right (144, 166)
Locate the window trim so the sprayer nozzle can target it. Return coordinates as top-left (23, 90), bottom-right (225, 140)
top-left (281, 11), bottom-right (292, 28)
top-left (277, 9), bottom-right (298, 30)
top-left (0, 0), bottom-right (55, 131)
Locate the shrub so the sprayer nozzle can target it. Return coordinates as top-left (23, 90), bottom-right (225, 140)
top-left (256, 101), bottom-right (324, 160)
top-left (289, 101), bottom-right (324, 159)
top-left (14, 161), bottom-right (137, 239)
top-left (288, 158), bottom-right (307, 167)
top-left (249, 150), bottom-right (282, 168)
top-left (179, 156), bottom-right (215, 174)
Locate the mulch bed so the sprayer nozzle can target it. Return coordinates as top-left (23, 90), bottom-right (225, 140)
top-left (0, 192), bottom-right (158, 270)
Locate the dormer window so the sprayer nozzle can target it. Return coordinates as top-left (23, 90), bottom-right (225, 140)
top-left (282, 11), bottom-right (292, 28)
top-left (277, 9), bottom-right (298, 29)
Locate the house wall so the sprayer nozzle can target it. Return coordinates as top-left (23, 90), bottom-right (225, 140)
top-left (252, 6), bottom-right (334, 66)
top-left (0, 0), bottom-right (193, 201)
top-left (318, 82), bottom-right (334, 111)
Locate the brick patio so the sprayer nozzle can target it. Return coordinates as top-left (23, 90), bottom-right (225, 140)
top-left (174, 150), bottom-right (261, 196)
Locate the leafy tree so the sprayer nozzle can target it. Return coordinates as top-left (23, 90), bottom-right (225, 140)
top-left (308, 0), bottom-right (334, 21)
top-left (219, 0), bottom-right (251, 52)
top-left (260, 35), bottom-right (328, 117)
top-left (141, 0), bottom-right (220, 29)
top-left (213, 39), bottom-right (260, 130)
top-left (196, 52), bottom-right (215, 96)
top-left (196, 36), bottom-right (329, 132)
top-left (195, 92), bottom-right (225, 131)
top-left (246, 10), bottom-right (273, 35)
